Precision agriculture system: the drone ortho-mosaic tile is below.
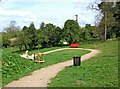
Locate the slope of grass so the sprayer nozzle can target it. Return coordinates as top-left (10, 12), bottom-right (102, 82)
top-left (2, 47), bottom-right (90, 87)
top-left (49, 40), bottom-right (118, 87)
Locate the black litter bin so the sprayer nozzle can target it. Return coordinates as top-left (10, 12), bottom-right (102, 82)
top-left (73, 56), bottom-right (81, 66)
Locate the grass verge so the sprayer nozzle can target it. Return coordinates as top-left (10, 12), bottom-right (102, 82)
top-left (49, 40), bottom-right (118, 87)
top-left (2, 47), bottom-right (90, 87)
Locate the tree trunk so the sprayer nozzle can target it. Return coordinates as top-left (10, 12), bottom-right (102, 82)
top-left (24, 44), bottom-right (27, 50)
top-left (19, 44), bottom-right (22, 51)
top-left (104, 12), bottom-right (107, 41)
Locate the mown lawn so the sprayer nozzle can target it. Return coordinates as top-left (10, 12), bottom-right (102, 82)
top-left (1, 47), bottom-right (90, 87)
top-left (49, 40), bottom-right (118, 87)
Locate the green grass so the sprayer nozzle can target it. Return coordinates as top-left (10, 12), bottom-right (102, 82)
top-left (1, 47), bottom-right (90, 87)
top-left (49, 40), bottom-right (118, 87)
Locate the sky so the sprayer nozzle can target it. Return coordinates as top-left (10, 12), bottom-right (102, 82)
top-left (0, 0), bottom-right (99, 32)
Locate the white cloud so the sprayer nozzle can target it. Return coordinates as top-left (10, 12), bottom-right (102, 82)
top-left (0, 1), bottom-right (98, 31)
top-left (0, 8), bottom-right (30, 17)
top-left (24, 15), bottom-right (37, 23)
top-left (2, 0), bottom-right (97, 2)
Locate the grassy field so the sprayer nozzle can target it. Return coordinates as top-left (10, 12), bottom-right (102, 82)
top-left (1, 47), bottom-right (90, 87)
top-left (49, 40), bottom-right (118, 87)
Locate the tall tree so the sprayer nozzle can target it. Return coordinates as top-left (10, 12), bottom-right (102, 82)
top-left (22, 26), bottom-right (29, 50)
top-left (113, 1), bottom-right (120, 38)
top-left (16, 31), bottom-right (25, 50)
top-left (39, 23), bottom-right (62, 48)
top-left (28, 22), bottom-right (38, 49)
top-left (89, 1), bottom-right (116, 40)
top-left (4, 21), bottom-right (20, 38)
top-left (98, 2), bottom-right (116, 40)
top-left (63, 20), bottom-right (80, 44)
top-left (16, 23), bottom-right (38, 50)
top-left (40, 22), bottom-right (45, 29)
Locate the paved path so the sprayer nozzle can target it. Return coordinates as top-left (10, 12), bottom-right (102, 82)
top-left (5, 48), bottom-right (101, 87)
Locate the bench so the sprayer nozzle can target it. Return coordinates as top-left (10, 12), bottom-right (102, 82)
top-left (70, 43), bottom-right (80, 48)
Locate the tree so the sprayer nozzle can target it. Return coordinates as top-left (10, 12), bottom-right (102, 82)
top-left (85, 24), bottom-right (94, 37)
top-left (113, 1), bottom-right (120, 38)
top-left (2, 33), bottom-right (10, 48)
top-left (16, 23), bottom-right (38, 50)
top-left (4, 21), bottom-right (20, 38)
top-left (1, 21), bottom-right (21, 48)
top-left (63, 20), bottom-right (80, 44)
top-left (20, 26), bottom-right (29, 50)
top-left (16, 31), bottom-right (25, 50)
top-left (39, 23), bottom-right (62, 48)
top-left (27, 22), bottom-right (38, 49)
top-left (98, 2), bottom-right (116, 39)
top-left (15, 26), bottom-right (29, 50)
top-left (40, 22), bottom-right (45, 29)
top-left (49, 26), bottom-right (62, 46)
top-left (89, 1), bottom-right (116, 41)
